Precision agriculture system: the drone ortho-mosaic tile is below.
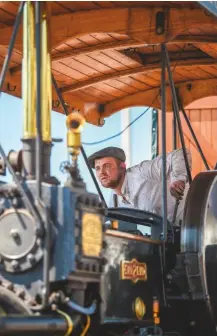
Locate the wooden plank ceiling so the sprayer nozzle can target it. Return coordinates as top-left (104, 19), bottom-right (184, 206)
top-left (1, 1), bottom-right (217, 125)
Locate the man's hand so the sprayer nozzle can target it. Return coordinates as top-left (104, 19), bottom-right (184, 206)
top-left (170, 180), bottom-right (185, 199)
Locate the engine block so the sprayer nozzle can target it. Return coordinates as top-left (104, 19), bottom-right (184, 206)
top-left (0, 180), bottom-right (104, 299)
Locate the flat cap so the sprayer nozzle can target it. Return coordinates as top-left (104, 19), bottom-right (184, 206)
top-left (87, 146), bottom-right (126, 168)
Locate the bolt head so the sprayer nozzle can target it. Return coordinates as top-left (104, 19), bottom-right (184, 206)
top-left (36, 238), bottom-right (42, 247)
top-left (27, 253), bottom-right (35, 264)
top-left (10, 229), bottom-right (19, 239)
top-left (35, 227), bottom-right (44, 237)
top-left (11, 260), bottom-right (19, 270)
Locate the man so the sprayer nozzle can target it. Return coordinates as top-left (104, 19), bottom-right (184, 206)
top-left (88, 146), bottom-right (192, 225)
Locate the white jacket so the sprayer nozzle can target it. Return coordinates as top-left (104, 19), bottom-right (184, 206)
top-left (109, 148), bottom-right (192, 225)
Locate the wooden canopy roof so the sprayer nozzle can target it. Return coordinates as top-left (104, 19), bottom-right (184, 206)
top-left (1, 1), bottom-right (217, 125)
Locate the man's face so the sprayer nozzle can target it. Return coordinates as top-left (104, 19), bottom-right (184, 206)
top-left (95, 157), bottom-right (124, 189)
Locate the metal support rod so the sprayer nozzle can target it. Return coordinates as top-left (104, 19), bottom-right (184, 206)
top-left (51, 74), bottom-right (107, 207)
top-left (35, 1), bottom-right (42, 200)
top-left (178, 95), bottom-right (210, 170)
top-left (164, 45), bottom-right (192, 184)
top-left (172, 103), bottom-right (177, 150)
top-left (160, 44), bottom-right (167, 242)
top-left (0, 2), bottom-right (25, 94)
top-left (80, 146), bottom-right (107, 207)
top-left (35, 2), bottom-right (50, 310)
top-left (52, 74), bottom-right (69, 116)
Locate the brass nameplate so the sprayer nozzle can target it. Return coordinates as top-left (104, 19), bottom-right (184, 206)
top-left (82, 213), bottom-right (102, 258)
top-left (120, 258), bottom-right (147, 283)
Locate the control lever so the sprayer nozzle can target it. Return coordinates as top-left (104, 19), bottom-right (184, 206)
top-left (171, 199), bottom-right (180, 225)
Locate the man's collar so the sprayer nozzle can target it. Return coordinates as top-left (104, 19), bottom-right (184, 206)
top-left (121, 171), bottom-right (128, 197)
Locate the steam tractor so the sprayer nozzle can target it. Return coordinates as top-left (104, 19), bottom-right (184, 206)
top-left (0, 1), bottom-right (217, 336)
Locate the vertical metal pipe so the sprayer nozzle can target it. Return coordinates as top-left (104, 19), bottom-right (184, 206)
top-left (35, 1), bottom-right (42, 199)
top-left (164, 46), bottom-right (192, 184)
top-left (23, 1), bottom-right (36, 139)
top-left (46, 52), bottom-right (52, 142)
top-left (40, 3), bottom-right (52, 181)
top-left (172, 103), bottom-right (177, 150)
top-left (178, 96), bottom-right (210, 170)
top-left (41, 4), bottom-right (51, 143)
top-left (21, 2), bottom-right (38, 180)
top-left (35, 2), bottom-right (50, 309)
top-left (0, 2), bottom-right (24, 95)
top-left (160, 46), bottom-right (168, 306)
top-left (160, 44), bottom-right (167, 242)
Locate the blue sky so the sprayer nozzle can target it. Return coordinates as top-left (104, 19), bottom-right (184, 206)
top-left (0, 93), bottom-right (152, 204)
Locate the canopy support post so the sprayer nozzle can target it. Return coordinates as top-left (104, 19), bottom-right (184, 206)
top-left (160, 44), bottom-right (168, 243)
top-left (160, 45), bottom-right (168, 308)
top-left (164, 45), bottom-right (192, 184)
top-left (172, 103), bottom-right (177, 150)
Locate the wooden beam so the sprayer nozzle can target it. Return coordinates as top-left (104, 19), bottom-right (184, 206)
top-left (52, 39), bottom-right (145, 62)
top-left (9, 39), bottom-right (217, 76)
top-left (8, 36), bottom-right (217, 75)
top-left (175, 35), bottom-right (217, 43)
top-left (1, 7), bottom-right (217, 51)
top-left (60, 66), bottom-right (146, 93)
top-left (9, 39), bottom-right (146, 75)
top-left (92, 78), bottom-right (217, 119)
top-left (60, 53), bottom-right (217, 93)
top-left (119, 49), bottom-right (211, 66)
top-left (1, 69), bottom-right (103, 125)
top-left (191, 43), bottom-right (217, 59)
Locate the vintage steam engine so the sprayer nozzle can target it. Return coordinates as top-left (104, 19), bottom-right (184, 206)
top-left (0, 2), bottom-right (163, 335)
top-left (1, 2), bottom-right (217, 336)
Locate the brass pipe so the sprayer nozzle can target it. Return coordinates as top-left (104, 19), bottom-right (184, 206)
top-left (23, 1), bottom-right (36, 139)
top-left (105, 229), bottom-right (162, 245)
top-left (41, 2), bottom-right (51, 143)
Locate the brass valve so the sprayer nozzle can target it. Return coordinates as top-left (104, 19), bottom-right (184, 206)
top-left (66, 112), bottom-right (85, 158)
